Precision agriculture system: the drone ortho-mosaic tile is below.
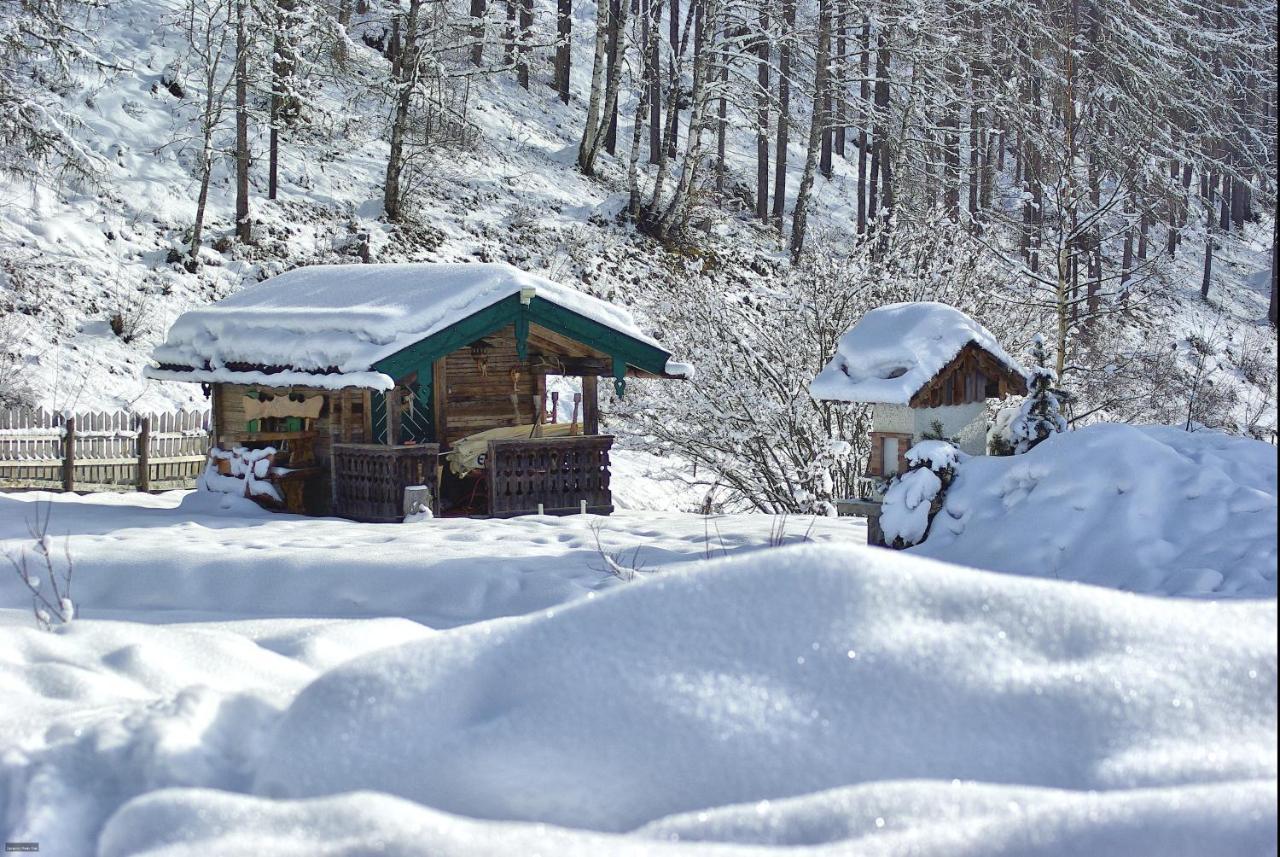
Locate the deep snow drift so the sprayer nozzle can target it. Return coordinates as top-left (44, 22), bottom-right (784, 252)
top-left (911, 424), bottom-right (1278, 597)
top-left (131, 543), bottom-right (1276, 856)
top-left (0, 489), bottom-right (1274, 855)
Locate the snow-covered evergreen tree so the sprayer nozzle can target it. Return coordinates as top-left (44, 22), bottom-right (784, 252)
top-left (988, 335), bottom-right (1069, 456)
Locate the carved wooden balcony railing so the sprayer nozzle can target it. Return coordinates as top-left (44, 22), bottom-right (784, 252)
top-left (332, 443), bottom-right (439, 523)
top-left (486, 435), bottom-right (613, 517)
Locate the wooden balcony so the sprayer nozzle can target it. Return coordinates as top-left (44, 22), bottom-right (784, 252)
top-left (332, 443), bottom-right (440, 523)
top-left (486, 434), bottom-right (613, 517)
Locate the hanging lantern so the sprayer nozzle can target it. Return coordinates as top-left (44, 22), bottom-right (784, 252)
top-left (470, 339), bottom-right (494, 377)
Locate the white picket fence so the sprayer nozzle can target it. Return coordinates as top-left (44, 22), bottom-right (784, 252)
top-left (0, 408), bottom-right (211, 491)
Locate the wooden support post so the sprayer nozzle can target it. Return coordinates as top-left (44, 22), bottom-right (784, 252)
top-left (328, 413), bottom-right (339, 514)
top-left (61, 416), bottom-right (75, 492)
top-left (582, 375), bottom-right (599, 435)
top-left (433, 360), bottom-right (448, 446)
top-left (137, 416), bottom-right (151, 492)
top-left (386, 389), bottom-right (400, 447)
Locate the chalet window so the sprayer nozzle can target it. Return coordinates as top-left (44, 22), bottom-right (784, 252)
top-left (985, 376), bottom-right (999, 398)
top-left (883, 436), bottom-right (900, 476)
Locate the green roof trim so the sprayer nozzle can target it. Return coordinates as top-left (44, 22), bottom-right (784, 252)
top-left (373, 294), bottom-right (672, 383)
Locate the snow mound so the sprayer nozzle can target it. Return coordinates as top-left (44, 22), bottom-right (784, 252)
top-left (810, 302), bottom-right (1024, 404)
top-left (912, 423), bottom-right (1278, 597)
top-left (250, 542), bottom-right (1276, 848)
top-left (147, 262), bottom-right (687, 389)
top-left (99, 778), bottom-right (1277, 857)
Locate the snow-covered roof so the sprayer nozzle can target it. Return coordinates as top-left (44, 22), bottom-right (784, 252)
top-left (809, 302), bottom-right (1024, 405)
top-left (147, 263), bottom-right (688, 390)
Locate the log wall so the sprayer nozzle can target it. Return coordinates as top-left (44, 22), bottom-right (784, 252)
top-left (440, 325), bottom-right (542, 446)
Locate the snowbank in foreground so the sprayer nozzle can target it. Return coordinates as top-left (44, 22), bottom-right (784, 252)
top-left (912, 424), bottom-right (1277, 597)
top-left (99, 779), bottom-right (1277, 857)
top-left (238, 542), bottom-right (1275, 852)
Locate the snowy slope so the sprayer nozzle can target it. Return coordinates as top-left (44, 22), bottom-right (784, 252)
top-left (910, 424), bottom-right (1278, 597)
top-left (1, 0), bottom-right (1273, 440)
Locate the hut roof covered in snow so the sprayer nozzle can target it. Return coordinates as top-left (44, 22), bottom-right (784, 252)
top-left (809, 302), bottom-right (1026, 405)
top-left (147, 263), bottom-right (691, 390)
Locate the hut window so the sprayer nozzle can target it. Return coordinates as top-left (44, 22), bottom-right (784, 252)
top-left (883, 437), bottom-right (900, 475)
top-left (985, 376), bottom-right (1000, 398)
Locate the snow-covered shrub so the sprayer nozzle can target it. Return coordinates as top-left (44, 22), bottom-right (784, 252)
top-left (880, 441), bottom-right (962, 549)
top-left (622, 217), bottom-right (1031, 513)
top-left (796, 439), bottom-right (852, 516)
top-left (989, 334), bottom-right (1068, 455)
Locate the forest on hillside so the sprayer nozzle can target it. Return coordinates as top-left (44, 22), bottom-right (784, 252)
top-left (1, 0), bottom-right (1277, 512)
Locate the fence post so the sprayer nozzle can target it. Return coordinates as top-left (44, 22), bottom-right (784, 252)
top-left (137, 416), bottom-right (151, 492)
top-left (62, 416), bottom-right (75, 492)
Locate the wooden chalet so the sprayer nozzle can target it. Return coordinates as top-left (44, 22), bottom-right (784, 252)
top-left (147, 263), bottom-right (691, 521)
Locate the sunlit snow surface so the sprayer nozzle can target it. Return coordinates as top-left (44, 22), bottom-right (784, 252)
top-left (1, 430), bottom-right (1275, 855)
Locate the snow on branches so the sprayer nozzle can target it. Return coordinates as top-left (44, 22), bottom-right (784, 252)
top-left (880, 441), bottom-right (963, 549)
top-left (989, 335), bottom-right (1069, 456)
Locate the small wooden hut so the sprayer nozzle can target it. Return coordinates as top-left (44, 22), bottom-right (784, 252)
top-left (810, 302), bottom-right (1027, 480)
top-left (147, 263), bottom-right (691, 521)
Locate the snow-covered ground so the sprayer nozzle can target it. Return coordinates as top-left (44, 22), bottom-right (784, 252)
top-left (1, 476), bottom-right (1274, 855)
top-left (911, 424), bottom-right (1278, 597)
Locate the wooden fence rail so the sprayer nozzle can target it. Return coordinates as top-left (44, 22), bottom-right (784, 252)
top-left (0, 408), bottom-right (211, 492)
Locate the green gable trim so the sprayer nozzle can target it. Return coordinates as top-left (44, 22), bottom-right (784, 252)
top-left (373, 294), bottom-right (671, 382)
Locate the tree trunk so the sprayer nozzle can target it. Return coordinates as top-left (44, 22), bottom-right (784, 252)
top-left (517, 0), bottom-right (533, 89)
top-left (555, 0), bottom-right (572, 103)
top-left (578, 0), bottom-right (610, 173)
top-left (626, 12), bottom-right (652, 216)
top-left (833, 0), bottom-right (846, 158)
top-left (967, 101), bottom-right (979, 222)
top-left (1219, 173), bottom-right (1231, 232)
top-left (819, 39), bottom-right (833, 180)
top-left (655, 1), bottom-right (715, 237)
top-left (470, 0), bottom-right (487, 66)
top-left (867, 31), bottom-right (888, 231)
top-left (505, 0), bottom-right (516, 63)
top-left (941, 3), bottom-right (961, 220)
top-left (772, 0), bottom-right (794, 227)
top-left (855, 18), bottom-right (868, 235)
top-left (384, 0), bottom-right (422, 221)
top-left (234, 0), bottom-right (251, 243)
top-left (1120, 196), bottom-right (1135, 287)
top-left (1201, 172), bottom-right (1216, 300)
top-left (789, 0), bottom-right (830, 260)
top-left (1269, 236), bottom-right (1277, 326)
top-left (604, 0), bottom-right (621, 153)
top-left (647, 0), bottom-right (662, 164)
top-left (715, 19), bottom-right (727, 194)
top-left (666, 0), bottom-right (679, 158)
top-left (755, 8), bottom-right (770, 222)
